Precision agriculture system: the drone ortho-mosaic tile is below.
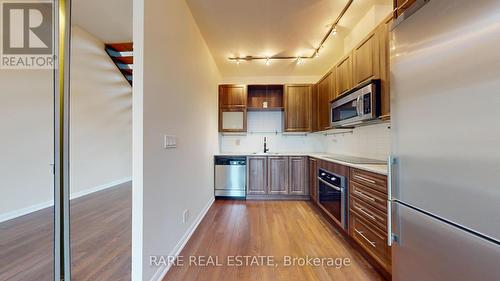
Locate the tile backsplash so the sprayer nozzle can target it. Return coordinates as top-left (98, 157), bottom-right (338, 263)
top-left (322, 123), bottom-right (391, 160)
top-left (219, 111), bottom-right (391, 160)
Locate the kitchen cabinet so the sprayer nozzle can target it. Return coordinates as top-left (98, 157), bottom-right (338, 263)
top-left (246, 155), bottom-right (310, 199)
top-left (247, 156), bottom-right (267, 195)
top-left (219, 85), bottom-right (247, 108)
top-left (284, 84), bottom-right (312, 132)
top-left (349, 168), bottom-right (391, 273)
top-left (335, 53), bottom-right (353, 97)
top-left (289, 156), bottom-right (308, 195)
top-left (219, 108), bottom-right (247, 132)
top-left (352, 31), bottom-right (380, 87)
top-left (309, 158), bottom-right (318, 202)
top-left (267, 156), bottom-right (289, 195)
top-left (317, 71), bottom-right (334, 131)
top-left (311, 84), bottom-right (319, 132)
top-left (247, 85), bottom-right (284, 111)
top-left (378, 15), bottom-right (393, 119)
top-left (393, 0), bottom-right (417, 19)
top-left (219, 85), bottom-right (247, 132)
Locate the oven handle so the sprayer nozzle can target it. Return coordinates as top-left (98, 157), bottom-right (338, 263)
top-left (318, 177), bottom-right (341, 192)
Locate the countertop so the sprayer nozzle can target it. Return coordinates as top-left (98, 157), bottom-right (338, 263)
top-left (215, 152), bottom-right (388, 175)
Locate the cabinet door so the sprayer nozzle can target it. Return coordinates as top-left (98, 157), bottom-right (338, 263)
top-left (311, 84), bottom-right (319, 132)
top-left (219, 85), bottom-right (247, 108)
top-left (378, 16), bottom-right (392, 119)
top-left (247, 157), bottom-right (267, 195)
top-left (289, 156), bottom-right (308, 195)
top-left (267, 156), bottom-right (288, 195)
top-left (309, 158), bottom-right (318, 202)
top-left (219, 108), bottom-right (247, 132)
top-left (284, 84), bottom-right (312, 132)
top-left (353, 31), bottom-right (380, 86)
top-left (335, 54), bottom-right (353, 97)
top-left (317, 72), bottom-right (334, 131)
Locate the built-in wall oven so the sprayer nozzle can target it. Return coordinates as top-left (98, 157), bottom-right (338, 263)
top-left (330, 79), bottom-right (380, 128)
top-left (318, 169), bottom-right (347, 230)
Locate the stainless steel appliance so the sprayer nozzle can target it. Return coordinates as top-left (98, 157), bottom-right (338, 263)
top-left (214, 156), bottom-right (246, 198)
top-left (389, 0), bottom-right (500, 280)
top-left (330, 80), bottom-right (380, 128)
top-left (318, 169), bottom-right (347, 230)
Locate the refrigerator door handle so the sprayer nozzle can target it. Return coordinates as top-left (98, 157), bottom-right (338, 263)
top-left (388, 155), bottom-right (398, 246)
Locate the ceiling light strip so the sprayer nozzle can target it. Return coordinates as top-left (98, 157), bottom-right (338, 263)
top-left (229, 0), bottom-right (353, 62)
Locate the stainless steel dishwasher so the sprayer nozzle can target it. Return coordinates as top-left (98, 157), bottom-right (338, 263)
top-left (214, 156), bottom-right (246, 198)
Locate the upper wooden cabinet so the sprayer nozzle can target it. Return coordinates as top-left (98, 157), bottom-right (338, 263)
top-left (335, 53), bottom-right (353, 97)
top-left (311, 84), bottom-right (319, 132)
top-left (353, 31), bottom-right (380, 87)
top-left (394, 0), bottom-right (417, 18)
top-left (219, 85), bottom-right (247, 132)
top-left (317, 71), bottom-right (334, 131)
top-left (219, 85), bottom-right (247, 108)
top-left (379, 16), bottom-right (393, 118)
top-left (284, 84), bottom-right (312, 132)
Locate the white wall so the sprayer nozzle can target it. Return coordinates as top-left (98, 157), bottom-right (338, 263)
top-left (343, 4), bottom-right (392, 54)
top-left (0, 69), bottom-right (54, 222)
top-left (132, 0), bottom-right (221, 279)
top-left (0, 26), bottom-right (132, 222)
top-left (69, 26), bottom-right (132, 197)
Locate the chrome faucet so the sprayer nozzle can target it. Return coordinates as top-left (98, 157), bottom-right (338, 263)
top-left (264, 137), bottom-right (269, 154)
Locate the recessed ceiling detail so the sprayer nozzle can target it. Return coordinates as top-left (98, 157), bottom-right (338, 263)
top-left (228, 0), bottom-right (353, 64)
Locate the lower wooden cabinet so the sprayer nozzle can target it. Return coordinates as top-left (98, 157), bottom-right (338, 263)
top-left (309, 158), bottom-right (318, 202)
top-left (247, 156), bottom-right (308, 197)
top-left (247, 156), bottom-right (267, 195)
top-left (268, 156), bottom-right (289, 195)
top-left (289, 156), bottom-right (308, 195)
top-left (349, 168), bottom-right (391, 274)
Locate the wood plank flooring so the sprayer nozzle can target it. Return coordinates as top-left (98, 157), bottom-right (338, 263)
top-left (0, 182), bottom-right (131, 281)
top-left (164, 200), bottom-right (383, 281)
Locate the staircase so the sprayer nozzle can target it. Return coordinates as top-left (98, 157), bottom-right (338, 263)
top-left (105, 43), bottom-right (133, 85)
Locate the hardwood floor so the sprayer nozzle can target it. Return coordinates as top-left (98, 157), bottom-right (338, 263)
top-left (164, 200), bottom-right (383, 281)
top-left (0, 182), bottom-right (131, 281)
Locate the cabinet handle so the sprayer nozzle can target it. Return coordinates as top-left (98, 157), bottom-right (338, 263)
top-left (355, 229), bottom-right (376, 248)
top-left (354, 175), bottom-right (376, 184)
top-left (355, 206), bottom-right (376, 221)
top-left (354, 190), bottom-right (376, 202)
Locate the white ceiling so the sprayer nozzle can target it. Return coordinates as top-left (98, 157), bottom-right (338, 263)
top-left (187, 0), bottom-right (390, 78)
top-left (72, 0), bottom-right (133, 43)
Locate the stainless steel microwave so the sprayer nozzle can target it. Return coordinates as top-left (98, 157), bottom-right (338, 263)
top-left (330, 80), bottom-right (380, 127)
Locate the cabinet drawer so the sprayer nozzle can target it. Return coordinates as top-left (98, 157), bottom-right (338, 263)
top-left (350, 212), bottom-right (389, 269)
top-left (351, 168), bottom-right (387, 194)
top-left (350, 196), bottom-right (387, 232)
top-left (351, 181), bottom-right (387, 212)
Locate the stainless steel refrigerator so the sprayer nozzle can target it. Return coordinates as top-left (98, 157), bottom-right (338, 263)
top-left (389, 0), bottom-right (500, 280)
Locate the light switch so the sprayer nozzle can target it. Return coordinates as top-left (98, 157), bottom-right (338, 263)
top-left (164, 135), bottom-right (177, 149)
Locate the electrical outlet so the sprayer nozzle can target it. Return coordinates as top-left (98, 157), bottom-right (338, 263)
top-left (235, 139), bottom-right (240, 146)
top-left (182, 209), bottom-right (189, 224)
top-left (164, 135), bottom-right (177, 149)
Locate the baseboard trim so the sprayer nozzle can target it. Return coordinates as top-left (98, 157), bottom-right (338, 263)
top-left (0, 177), bottom-right (132, 223)
top-left (69, 177), bottom-right (132, 200)
top-left (150, 197), bottom-right (215, 281)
